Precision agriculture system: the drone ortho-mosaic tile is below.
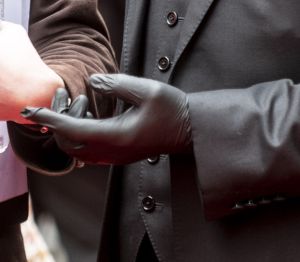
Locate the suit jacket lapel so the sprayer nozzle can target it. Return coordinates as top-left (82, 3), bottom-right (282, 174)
top-left (168, 0), bottom-right (216, 82)
top-left (121, 0), bottom-right (149, 74)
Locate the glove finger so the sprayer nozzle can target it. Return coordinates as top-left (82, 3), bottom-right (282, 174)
top-left (21, 107), bottom-right (83, 139)
top-left (89, 74), bottom-right (159, 106)
top-left (21, 105), bottom-right (137, 148)
top-left (68, 95), bottom-right (89, 118)
top-left (51, 88), bottom-right (69, 113)
top-left (21, 107), bottom-right (105, 142)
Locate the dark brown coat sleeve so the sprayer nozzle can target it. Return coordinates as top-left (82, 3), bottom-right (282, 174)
top-left (8, 0), bottom-right (118, 175)
top-left (29, 0), bottom-right (118, 115)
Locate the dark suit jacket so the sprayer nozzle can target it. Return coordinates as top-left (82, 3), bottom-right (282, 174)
top-left (97, 1), bottom-right (300, 262)
top-left (10, 1), bottom-right (300, 261)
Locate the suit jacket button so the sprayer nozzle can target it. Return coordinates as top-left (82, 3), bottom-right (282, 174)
top-left (167, 11), bottom-right (178, 27)
top-left (147, 156), bottom-right (160, 165)
top-left (158, 56), bottom-right (171, 71)
top-left (142, 196), bottom-right (156, 212)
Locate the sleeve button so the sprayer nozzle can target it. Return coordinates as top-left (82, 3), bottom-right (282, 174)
top-left (273, 195), bottom-right (286, 202)
top-left (245, 200), bottom-right (257, 208)
top-left (257, 197), bottom-right (272, 205)
top-left (232, 203), bottom-right (244, 210)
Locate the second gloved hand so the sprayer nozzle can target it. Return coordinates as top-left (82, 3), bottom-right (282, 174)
top-left (45, 87), bottom-right (90, 151)
top-left (21, 74), bottom-right (192, 164)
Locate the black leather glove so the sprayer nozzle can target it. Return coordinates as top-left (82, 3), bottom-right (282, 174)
top-left (21, 74), bottom-right (192, 164)
top-left (44, 87), bottom-right (89, 151)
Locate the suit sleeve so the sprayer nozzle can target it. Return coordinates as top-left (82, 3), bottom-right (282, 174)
top-left (188, 79), bottom-right (300, 220)
top-left (7, 0), bottom-right (118, 175)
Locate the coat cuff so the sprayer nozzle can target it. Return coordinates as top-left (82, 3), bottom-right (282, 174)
top-left (7, 121), bottom-right (76, 176)
top-left (187, 80), bottom-right (300, 220)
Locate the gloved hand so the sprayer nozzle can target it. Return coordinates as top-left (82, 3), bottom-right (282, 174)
top-left (44, 88), bottom-right (90, 151)
top-left (21, 74), bottom-right (192, 164)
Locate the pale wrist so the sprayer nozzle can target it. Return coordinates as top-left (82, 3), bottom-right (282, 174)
top-left (13, 69), bottom-right (65, 123)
